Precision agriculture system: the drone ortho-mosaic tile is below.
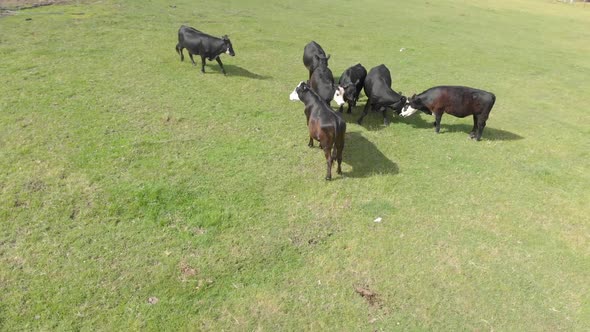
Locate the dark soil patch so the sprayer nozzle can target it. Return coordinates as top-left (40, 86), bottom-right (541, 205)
top-left (355, 285), bottom-right (381, 307)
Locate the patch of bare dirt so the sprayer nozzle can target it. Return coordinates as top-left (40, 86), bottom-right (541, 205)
top-left (354, 285), bottom-right (382, 307)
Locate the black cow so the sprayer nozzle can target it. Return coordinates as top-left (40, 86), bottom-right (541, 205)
top-left (401, 86), bottom-right (496, 140)
top-left (290, 81), bottom-right (346, 180)
top-left (175, 25), bottom-right (235, 75)
top-left (303, 41), bottom-right (330, 79)
top-left (358, 64), bottom-right (407, 125)
top-left (334, 64), bottom-right (367, 113)
top-left (308, 56), bottom-right (340, 106)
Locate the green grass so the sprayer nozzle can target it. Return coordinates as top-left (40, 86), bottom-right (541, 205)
top-left (1, 0), bottom-right (589, 330)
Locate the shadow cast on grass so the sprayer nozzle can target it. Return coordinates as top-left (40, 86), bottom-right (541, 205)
top-left (344, 132), bottom-right (398, 178)
top-left (401, 115), bottom-right (524, 141)
top-left (223, 64), bottom-right (271, 79)
top-left (195, 64), bottom-right (271, 79)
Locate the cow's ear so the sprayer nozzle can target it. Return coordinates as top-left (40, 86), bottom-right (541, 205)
top-left (222, 35), bottom-right (229, 40)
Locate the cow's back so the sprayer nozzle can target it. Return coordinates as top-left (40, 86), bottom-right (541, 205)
top-left (310, 66), bottom-right (335, 103)
top-left (364, 64), bottom-right (391, 98)
top-left (340, 64), bottom-right (367, 86)
top-left (424, 86), bottom-right (495, 118)
top-left (303, 41), bottom-right (327, 71)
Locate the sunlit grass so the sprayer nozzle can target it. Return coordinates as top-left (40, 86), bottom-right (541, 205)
top-left (1, 0), bottom-right (589, 330)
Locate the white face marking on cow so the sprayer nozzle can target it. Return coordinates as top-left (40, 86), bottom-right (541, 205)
top-left (333, 87), bottom-right (345, 106)
top-left (289, 88), bottom-right (300, 101)
top-left (226, 48), bottom-right (231, 55)
top-left (400, 104), bottom-right (420, 117)
top-left (290, 82), bottom-right (304, 101)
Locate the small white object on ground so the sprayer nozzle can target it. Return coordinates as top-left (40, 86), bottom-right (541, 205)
top-left (374, 217), bottom-right (382, 223)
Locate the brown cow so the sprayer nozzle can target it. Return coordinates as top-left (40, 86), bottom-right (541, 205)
top-left (401, 86), bottom-right (496, 140)
top-left (289, 81), bottom-right (346, 180)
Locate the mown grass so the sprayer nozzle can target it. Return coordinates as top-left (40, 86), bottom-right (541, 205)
top-left (1, 0), bottom-right (589, 330)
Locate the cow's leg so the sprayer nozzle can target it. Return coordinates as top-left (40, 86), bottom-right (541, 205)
top-left (470, 114), bottom-right (478, 139)
top-left (215, 56), bottom-right (226, 75)
top-left (382, 108), bottom-right (390, 126)
top-left (323, 143), bottom-right (333, 180)
top-left (357, 99), bottom-right (371, 125)
top-left (333, 139), bottom-right (344, 175)
top-left (347, 102), bottom-right (353, 114)
top-left (308, 136), bottom-right (314, 148)
top-left (434, 111), bottom-right (443, 133)
top-left (475, 113), bottom-right (489, 141)
top-left (188, 53), bottom-right (197, 66)
top-left (338, 105), bottom-right (344, 113)
top-left (200, 56), bottom-right (207, 73)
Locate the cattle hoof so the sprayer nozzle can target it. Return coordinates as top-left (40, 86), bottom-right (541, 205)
top-left (325, 176), bottom-right (332, 181)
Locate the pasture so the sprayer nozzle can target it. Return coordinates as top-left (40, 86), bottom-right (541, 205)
top-left (1, 0), bottom-right (589, 330)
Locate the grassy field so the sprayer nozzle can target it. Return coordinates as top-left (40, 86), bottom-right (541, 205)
top-left (1, 0), bottom-right (589, 330)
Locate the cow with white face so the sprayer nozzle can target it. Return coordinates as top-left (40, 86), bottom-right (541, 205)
top-left (401, 86), bottom-right (496, 140)
top-left (289, 81), bottom-right (346, 180)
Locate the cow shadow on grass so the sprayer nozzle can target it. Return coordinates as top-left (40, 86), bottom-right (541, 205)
top-left (400, 115), bottom-right (524, 141)
top-left (337, 106), bottom-right (402, 132)
top-left (220, 64), bottom-right (271, 80)
top-left (344, 132), bottom-right (399, 178)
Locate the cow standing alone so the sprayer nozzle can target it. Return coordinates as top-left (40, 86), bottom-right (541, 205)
top-left (290, 82), bottom-right (346, 180)
top-left (176, 25), bottom-right (235, 75)
top-left (401, 86), bottom-right (496, 140)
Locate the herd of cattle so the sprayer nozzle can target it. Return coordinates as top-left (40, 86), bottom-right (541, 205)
top-left (175, 26), bottom-right (497, 180)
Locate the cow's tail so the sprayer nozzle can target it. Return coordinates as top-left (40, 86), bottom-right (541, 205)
top-left (332, 117), bottom-right (346, 161)
top-left (487, 93), bottom-right (496, 114)
top-left (175, 43), bottom-right (184, 61)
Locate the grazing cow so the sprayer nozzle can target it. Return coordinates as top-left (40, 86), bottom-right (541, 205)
top-left (303, 41), bottom-right (330, 79)
top-left (358, 64), bottom-right (407, 125)
top-left (289, 81), bottom-right (346, 180)
top-left (175, 25), bottom-right (235, 75)
top-left (401, 86), bottom-right (496, 140)
top-left (334, 63), bottom-right (367, 113)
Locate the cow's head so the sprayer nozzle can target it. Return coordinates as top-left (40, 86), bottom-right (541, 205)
top-left (332, 86), bottom-right (346, 106)
top-left (342, 79), bottom-right (360, 105)
top-left (222, 35), bottom-right (235, 56)
top-left (401, 94), bottom-right (426, 117)
top-left (289, 81), bottom-right (309, 102)
top-left (392, 95), bottom-right (408, 113)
